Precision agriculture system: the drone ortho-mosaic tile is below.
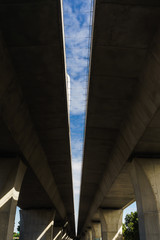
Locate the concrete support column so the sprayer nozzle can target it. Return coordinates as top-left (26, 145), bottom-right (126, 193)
top-left (130, 158), bottom-right (160, 240)
top-left (92, 222), bottom-right (102, 240)
top-left (87, 228), bottom-right (92, 240)
top-left (20, 209), bottom-right (55, 240)
top-left (80, 234), bottom-right (84, 240)
top-left (99, 209), bottom-right (123, 240)
top-left (53, 226), bottom-right (63, 240)
top-left (0, 157), bottom-right (26, 240)
top-left (85, 231), bottom-right (89, 240)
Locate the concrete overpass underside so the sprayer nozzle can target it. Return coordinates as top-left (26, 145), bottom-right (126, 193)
top-left (78, 1), bottom-right (160, 240)
top-left (0, 0), bottom-right (75, 238)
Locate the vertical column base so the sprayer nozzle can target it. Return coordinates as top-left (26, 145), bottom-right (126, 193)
top-left (0, 158), bottom-right (26, 240)
top-left (87, 228), bottom-right (92, 240)
top-left (20, 209), bottom-right (55, 240)
top-left (92, 222), bottom-right (102, 240)
top-left (100, 209), bottom-right (123, 240)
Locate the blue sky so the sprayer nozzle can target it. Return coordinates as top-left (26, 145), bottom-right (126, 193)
top-left (14, 0), bottom-right (137, 233)
top-left (63, 0), bottom-right (93, 229)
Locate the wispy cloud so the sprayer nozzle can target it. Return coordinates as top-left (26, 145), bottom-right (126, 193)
top-left (72, 138), bottom-right (83, 154)
top-left (70, 80), bottom-right (87, 115)
top-left (64, 0), bottom-right (92, 115)
top-left (63, 0), bottom-right (93, 230)
top-left (72, 160), bottom-right (82, 195)
top-left (72, 157), bottom-right (82, 228)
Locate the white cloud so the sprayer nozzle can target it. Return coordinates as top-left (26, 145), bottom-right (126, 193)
top-left (63, 0), bottom-right (92, 115)
top-left (71, 157), bottom-right (83, 229)
top-left (72, 138), bottom-right (83, 153)
top-left (66, 58), bottom-right (88, 77)
top-left (63, 0), bottom-right (93, 229)
top-left (72, 160), bottom-right (82, 196)
top-left (70, 79), bottom-right (87, 115)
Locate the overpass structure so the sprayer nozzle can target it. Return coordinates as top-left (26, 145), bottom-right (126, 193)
top-left (0, 0), bottom-right (75, 239)
top-left (78, 0), bottom-right (160, 240)
top-left (1, 0), bottom-right (160, 239)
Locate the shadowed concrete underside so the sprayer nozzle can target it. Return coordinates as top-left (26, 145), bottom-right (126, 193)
top-left (0, 0), bottom-right (75, 236)
top-left (78, 0), bottom-right (160, 236)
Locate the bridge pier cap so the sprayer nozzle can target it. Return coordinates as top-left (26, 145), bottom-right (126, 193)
top-left (130, 158), bottom-right (160, 240)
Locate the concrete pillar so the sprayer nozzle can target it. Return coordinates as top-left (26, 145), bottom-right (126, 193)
top-left (85, 231), bottom-right (89, 240)
top-left (0, 157), bottom-right (26, 240)
top-left (130, 158), bottom-right (160, 240)
top-left (20, 209), bottom-right (55, 240)
top-left (92, 222), bottom-right (102, 240)
top-left (88, 228), bottom-right (93, 240)
top-left (53, 226), bottom-right (63, 240)
top-left (82, 232), bottom-right (87, 240)
top-left (86, 228), bottom-right (92, 240)
top-left (99, 209), bottom-right (123, 240)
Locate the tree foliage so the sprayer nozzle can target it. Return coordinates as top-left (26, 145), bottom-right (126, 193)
top-left (123, 211), bottom-right (140, 240)
top-left (17, 221), bottom-right (20, 232)
top-left (13, 232), bottom-right (20, 237)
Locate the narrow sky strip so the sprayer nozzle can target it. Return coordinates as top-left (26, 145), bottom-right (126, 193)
top-left (63, 0), bottom-right (94, 231)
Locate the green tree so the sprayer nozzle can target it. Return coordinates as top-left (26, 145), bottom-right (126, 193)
top-left (17, 221), bottom-right (20, 232)
top-left (13, 232), bottom-right (20, 237)
top-left (123, 211), bottom-right (140, 240)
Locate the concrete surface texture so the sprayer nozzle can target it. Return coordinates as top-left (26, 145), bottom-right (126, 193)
top-left (53, 227), bottom-right (63, 240)
top-left (91, 222), bottom-right (101, 240)
top-left (88, 229), bottom-right (93, 240)
top-left (78, 0), bottom-right (160, 239)
top-left (20, 209), bottom-right (55, 240)
top-left (99, 209), bottom-right (123, 240)
top-left (0, 0), bottom-right (75, 237)
top-left (1, 0), bottom-right (160, 239)
top-left (0, 158), bottom-right (26, 240)
top-left (130, 158), bottom-right (160, 240)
